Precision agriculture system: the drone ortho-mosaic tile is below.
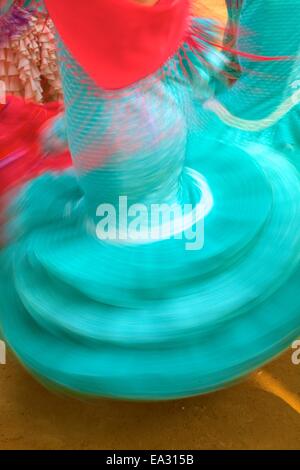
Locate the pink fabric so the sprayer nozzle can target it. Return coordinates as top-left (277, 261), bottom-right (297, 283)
top-left (44, 0), bottom-right (190, 89)
top-left (0, 96), bottom-right (71, 196)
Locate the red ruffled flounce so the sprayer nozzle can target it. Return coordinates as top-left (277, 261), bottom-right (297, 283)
top-left (0, 95), bottom-right (71, 244)
top-left (0, 95), bottom-right (71, 196)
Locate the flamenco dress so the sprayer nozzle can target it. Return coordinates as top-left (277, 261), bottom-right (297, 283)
top-left (0, 0), bottom-right (62, 102)
top-left (0, 0), bottom-right (300, 400)
top-left (209, 0), bottom-right (300, 160)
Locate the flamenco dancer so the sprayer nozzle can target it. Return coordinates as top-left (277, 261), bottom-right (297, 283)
top-left (219, 0), bottom-right (300, 156)
top-left (0, 0), bottom-right (300, 400)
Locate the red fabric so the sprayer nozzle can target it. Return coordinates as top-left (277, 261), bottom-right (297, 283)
top-left (44, 0), bottom-right (190, 89)
top-left (0, 96), bottom-right (71, 196)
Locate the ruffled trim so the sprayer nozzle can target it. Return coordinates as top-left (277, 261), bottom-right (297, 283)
top-left (205, 96), bottom-right (300, 160)
top-left (0, 15), bottom-right (62, 102)
top-left (0, 2), bottom-right (32, 46)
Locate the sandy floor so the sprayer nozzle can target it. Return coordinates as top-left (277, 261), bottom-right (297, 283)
top-left (1, 0), bottom-right (300, 451)
top-left (0, 351), bottom-right (299, 449)
top-left (197, 0), bottom-right (227, 19)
